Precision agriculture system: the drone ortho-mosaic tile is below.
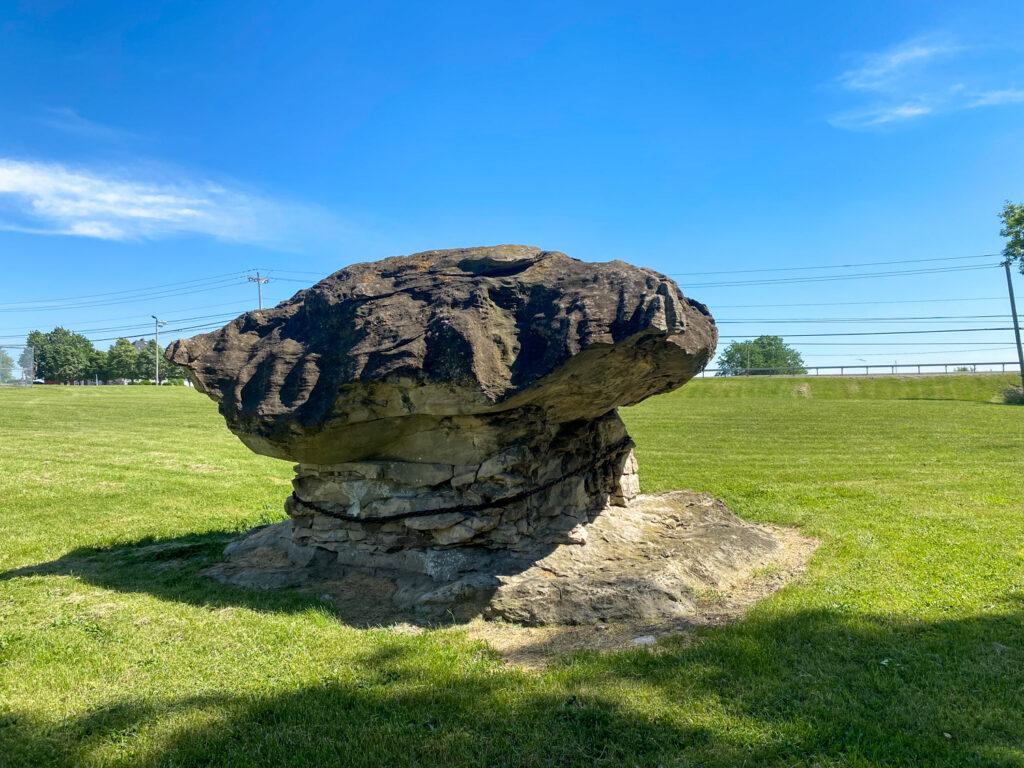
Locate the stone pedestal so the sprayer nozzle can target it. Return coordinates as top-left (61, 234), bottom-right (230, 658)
top-left (205, 490), bottom-right (785, 626)
top-left (285, 411), bottom-right (639, 553)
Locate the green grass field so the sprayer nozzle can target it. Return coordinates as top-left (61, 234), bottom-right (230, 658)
top-left (1, 375), bottom-right (1022, 767)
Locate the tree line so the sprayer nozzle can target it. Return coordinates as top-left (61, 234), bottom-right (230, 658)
top-left (16, 327), bottom-right (185, 383)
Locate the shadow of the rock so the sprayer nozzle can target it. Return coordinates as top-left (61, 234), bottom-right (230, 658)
top-left (0, 531), bottom-right (348, 620)
top-left (4, 605), bottom-right (1023, 767)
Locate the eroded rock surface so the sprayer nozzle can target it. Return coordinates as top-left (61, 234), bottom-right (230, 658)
top-left (167, 245), bottom-right (717, 556)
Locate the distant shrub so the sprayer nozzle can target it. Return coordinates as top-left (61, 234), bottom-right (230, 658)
top-left (1002, 386), bottom-right (1024, 405)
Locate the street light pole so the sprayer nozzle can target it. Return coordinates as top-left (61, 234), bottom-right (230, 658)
top-left (1005, 262), bottom-right (1024, 391)
top-left (151, 315), bottom-right (167, 385)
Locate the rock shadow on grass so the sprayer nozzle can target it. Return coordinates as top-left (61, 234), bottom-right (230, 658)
top-left (3, 604), bottom-right (1023, 768)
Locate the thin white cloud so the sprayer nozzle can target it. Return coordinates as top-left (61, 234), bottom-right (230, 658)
top-left (0, 158), bottom-right (336, 247)
top-left (966, 88), bottom-right (1024, 108)
top-left (829, 34), bottom-right (1024, 129)
top-left (838, 39), bottom-right (960, 92)
top-left (829, 102), bottom-right (933, 130)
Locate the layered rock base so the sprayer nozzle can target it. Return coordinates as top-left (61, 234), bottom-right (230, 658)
top-left (284, 411), bottom-right (639, 553)
top-left (204, 490), bottom-right (785, 625)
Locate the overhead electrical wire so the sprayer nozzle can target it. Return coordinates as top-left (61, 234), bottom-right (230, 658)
top-left (261, 260), bottom-right (1003, 289)
top-left (88, 320), bottom-right (231, 343)
top-left (0, 278), bottom-right (251, 313)
top-left (720, 326), bottom-right (1013, 339)
top-left (667, 252), bottom-right (999, 277)
top-left (686, 263), bottom-right (999, 289)
top-left (800, 346), bottom-right (1018, 358)
top-left (0, 271), bottom-right (250, 308)
top-left (65, 312), bottom-right (241, 337)
top-left (731, 341), bottom-right (1012, 346)
top-left (716, 314), bottom-right (1013, 324)
top-left (713, 296), bottom-right (1005, 308)
top-left (0, 298), bottom-right (275, 336)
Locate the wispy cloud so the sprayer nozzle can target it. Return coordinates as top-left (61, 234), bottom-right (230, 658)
top-left (838, 39), bottom-right (961, 92)
top-left (829, 34), bottom-right (1024, 130)
top-left (966, 88), bottom-right (1024, 108)
top-left (0, 158), bottom-right (337, 247)
top-left (829, 102), bottom-right (933, 130)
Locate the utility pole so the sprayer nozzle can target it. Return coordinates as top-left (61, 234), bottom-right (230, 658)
top-left (248, 271), bottom-right (269, 310)
top-left (151, 315), bottom-right (167, 385)
top-left (1005, 261), bottom-right (1024, 391)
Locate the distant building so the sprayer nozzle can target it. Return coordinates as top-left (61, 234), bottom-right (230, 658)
top-left (132, 338), bottom-right (149, 352)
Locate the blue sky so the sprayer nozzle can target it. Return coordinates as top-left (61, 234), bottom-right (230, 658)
top-left (1, 0), bottom-right (1023, 370)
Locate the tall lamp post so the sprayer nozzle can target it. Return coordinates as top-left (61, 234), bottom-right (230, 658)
top-left (151, 315), bottom-right (167, 385)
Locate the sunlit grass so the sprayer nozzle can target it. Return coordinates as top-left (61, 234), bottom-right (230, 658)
top-left (1, 379), bottom-right (1022, 767)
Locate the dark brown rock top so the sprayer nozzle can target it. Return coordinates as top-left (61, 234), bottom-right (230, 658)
top-left (166, 245), bottom-right (717, 461)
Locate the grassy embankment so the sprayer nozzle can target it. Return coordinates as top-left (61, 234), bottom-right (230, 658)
top-left (0, 375), bottom-right (1022, 767)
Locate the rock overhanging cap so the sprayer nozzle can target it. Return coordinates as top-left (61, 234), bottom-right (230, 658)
top-left (167, 245), bottom-right (717, 460)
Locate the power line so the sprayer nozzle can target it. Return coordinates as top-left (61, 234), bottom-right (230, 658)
top-left (716, 314), bottom-right (1013, 324)
top-left (667, 252), bottom-right (999, 277)
top-left (0, 271), bottom-right (249, 308)
top-left (730, 341), bottom-right (1013, 346)
top-left (259, 253), bottom-right (1002, 282)
top-left (803, 346), bottom-right (1018, 358)
top-left (687, 263), bottom-right (999, 289)
top-left (262, 268), bottom-right (330, 276)
top-left (0, 278), bottom-right (250, 313)
top-left (0, 298), bottom-right (275, 335)
top-left (267, 263), bottom-right (1001, 290)
top-left (719, 326), bottom-right (1014, 339)
top-left (89, 320), bottom-right (231, 343)
top-left (713, 296), bottom-right (1004, 308)
top-left (66, 312), bottom-right (241, 338)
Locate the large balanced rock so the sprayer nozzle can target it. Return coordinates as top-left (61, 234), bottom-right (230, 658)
top-left (168, 245), bottom-right (782, 624)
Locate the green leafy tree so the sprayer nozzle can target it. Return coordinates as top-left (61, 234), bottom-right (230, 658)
top-left (135, 339), bottom-right (159, 381)
top-left (999, 201), bottom-right (1024, 274)
top-left (84, 349), bottom-right (108, 382)
top-left (716, 335), bottom-right (807, 376)
top-left (163, 358), bottom-right (185, 382)
top-left (106, 338), bottom-right (140, 381)
top-left (132, 339), bottom-right (185, 383)
top-left (0, 349), bottom-right (14, 383)
top-left (32, 327), bottom-right (95, 382)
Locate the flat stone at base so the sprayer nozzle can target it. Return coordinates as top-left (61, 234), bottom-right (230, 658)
top-left (202, 490), bottom-right (784, 626)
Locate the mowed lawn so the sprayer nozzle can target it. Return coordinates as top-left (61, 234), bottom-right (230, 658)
top-left (0, 376), bottom-right (1022, 767)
